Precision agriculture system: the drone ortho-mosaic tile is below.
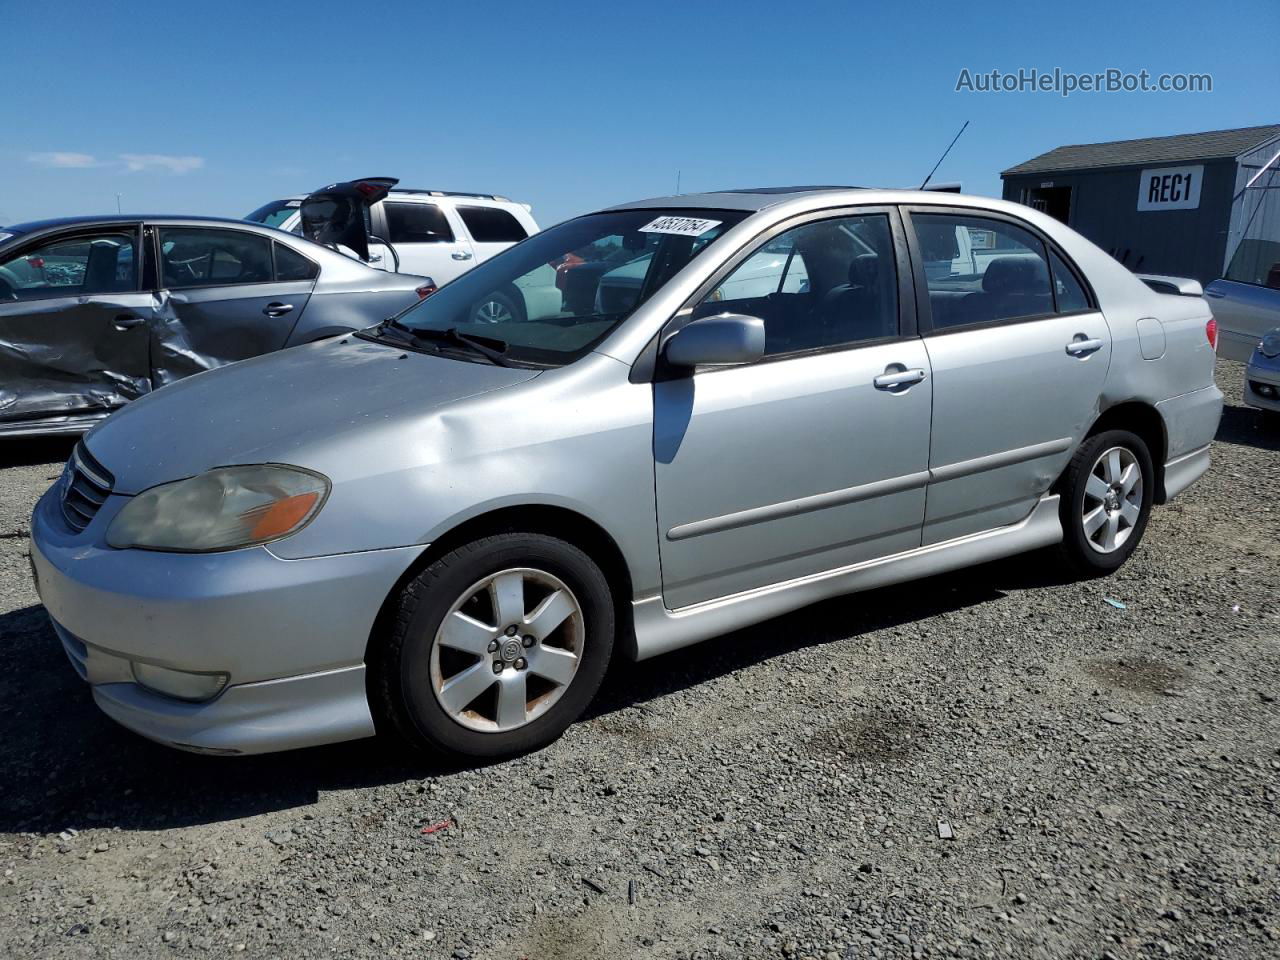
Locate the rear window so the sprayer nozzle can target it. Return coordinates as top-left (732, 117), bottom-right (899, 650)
top-left (458, 205), bottom-right (528, 244)
top-left (385, 202), bottom-right (454, 244)
top-left (245, 199), bottom-right (300, 228)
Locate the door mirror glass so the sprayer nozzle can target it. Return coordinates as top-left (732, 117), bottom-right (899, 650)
top-left (663, 314), bottom-right (765, 368)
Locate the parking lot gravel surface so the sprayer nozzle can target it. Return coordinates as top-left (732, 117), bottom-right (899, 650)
top-left (0, 359), bottom-right (1277, 960)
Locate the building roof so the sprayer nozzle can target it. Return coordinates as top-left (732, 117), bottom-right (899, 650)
top-left (1002, 124), bottom-right (1280, 177)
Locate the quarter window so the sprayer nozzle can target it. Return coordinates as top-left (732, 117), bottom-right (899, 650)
top-left (0, 231), bottom-right (138, 301)
top-left (385, 202), bottom-right (455, 244)
top-left (159, 228), bottom-right (273, 289)
top-left (1224, 238), bottom-right (1280, 289)
top-left (274, 242), bottom-right (319, 281)
top-left (692, 214), bottom-right (899, 356)
top-left (1049, 250), bottom-right (1089, 312)
top-left (457, 205), bottom-right (528, 243)
top-left (914, 213), bottom-right (1054, 329)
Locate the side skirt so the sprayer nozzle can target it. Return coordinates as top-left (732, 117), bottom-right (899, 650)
top-left (631, 494), bottom-right (1063, 661)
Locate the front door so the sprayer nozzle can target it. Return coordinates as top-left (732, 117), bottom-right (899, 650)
top-left (906, 208), bottom-right (1111, 544)
top-left (151, 226), bottom-right (315, 384)
top-left (653, 210), bottom-right (932, 609)
top-left (0, 226), bottom-right (151, 425)
top-left (382, 200), bottom-right (476, 283)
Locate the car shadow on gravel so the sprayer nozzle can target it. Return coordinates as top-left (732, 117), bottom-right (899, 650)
top-left (0, 554), bottom-right (1066, 835)
top-left (0, 436), bottom-right (76, 469)
top-left (1215, 402), bottom-right (1280, 452)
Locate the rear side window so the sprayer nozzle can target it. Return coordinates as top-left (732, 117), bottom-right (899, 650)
top-left (1224, 238), bottom-right (1280, 288)
top-left (385, 202), bottom-right (454, 244)
top-left (0, 230), bottom-right (138, 300)
top-left (1049, 250), bottom-right (1089, 312)
top-left (914, 213), bottom-right (1053, 330)
top-left (457, 205), bottom-right (528, 243)
top-left (159, 228), bottom-right (274, 289)
top-left (274, 242), bottom-right (319, 281)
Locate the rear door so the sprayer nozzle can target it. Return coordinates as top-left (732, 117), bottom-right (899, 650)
top-left (0, 226), bottom-right (152, 424)
top-left (904, 206), bottom-right (1111, 544)
top-left (455, 204), bottom-right (530, 263)
top-left (382, 199), bottom-right (475, 282)
top-left (150, 225), bottom-right (317, 384)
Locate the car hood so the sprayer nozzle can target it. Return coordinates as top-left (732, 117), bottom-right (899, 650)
top-left (85, 337), bottom-right (541, 494)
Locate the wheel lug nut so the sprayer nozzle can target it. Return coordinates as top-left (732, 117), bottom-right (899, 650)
top-left (492, 661), bottom-right (504, 674)
top-left (487, 640), bottom-right (499, 653)
top-left (515, 658), bottom-right (527, 670)
top-left (522, 635), bottom-right (535, 648)
top-left (505, 625), bottom-right (518, 637)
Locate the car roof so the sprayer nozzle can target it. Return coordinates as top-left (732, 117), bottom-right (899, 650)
top-left (604, 186), bottom-right (1004, 213)
top-left (2, 214), bottom-right (279, 235)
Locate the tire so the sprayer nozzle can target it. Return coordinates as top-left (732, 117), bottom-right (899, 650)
top-left (470, 289), bottom-right (524, 325)
top-left (371, 533), bottom-right (614, 759)
top-left (1057, 429), bottom-right (1154, 576)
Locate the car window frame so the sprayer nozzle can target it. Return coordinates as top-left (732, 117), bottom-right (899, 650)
top-left (901, 204), bottom-right (1098, 338)
top-left (152, 225), bottom-right (281, 291)
top-left (383, 199), bottom-right (456, 245)
top-left (638, 205), bottom-right (915, 381)
top-left (0, 223), bottom-right (145, 302)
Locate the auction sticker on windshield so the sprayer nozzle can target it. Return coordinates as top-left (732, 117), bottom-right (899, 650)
top-left (639, 216), bottom-right (722, 237)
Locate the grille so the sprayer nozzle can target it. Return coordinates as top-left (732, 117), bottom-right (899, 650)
top-left (60, 443), bottom-right (114, 533)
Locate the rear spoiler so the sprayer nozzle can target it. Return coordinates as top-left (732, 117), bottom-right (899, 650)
top-left (1136, 274), bottom-right (1204, 297)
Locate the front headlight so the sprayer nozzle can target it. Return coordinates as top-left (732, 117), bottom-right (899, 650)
top-left (1261, 329), bottom-right (1280, 358)
top-left (107, 465), bottom-right (330, 552)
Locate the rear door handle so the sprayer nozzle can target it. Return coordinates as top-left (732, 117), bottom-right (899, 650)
top-left (451, 251), bottom-right (473, 261)
top-left (873, 367), bottom-right (927, 390)
top-left (112, 314), bottom-right (146, 330)
top-left (263, 302), bottom-right (294, 318)
top-left (1066, 336), bottom-right (1104, 357)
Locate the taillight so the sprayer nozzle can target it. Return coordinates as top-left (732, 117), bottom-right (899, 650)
top-left (1205, 317), bottom-right (1218, 350)
top-left (415, 282), bottom-right (437, 299)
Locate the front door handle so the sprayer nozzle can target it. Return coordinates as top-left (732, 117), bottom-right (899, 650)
top-left (873, 367), bottom-right (927, 390)
top-left (263, 302), bottom-right (294, 318)
top-left (1066, 335), bottom-right (1104, 357)
top-left (451, 251), bottom-right (473, 261)
top-left (113, 314), bottom-right (146, 331)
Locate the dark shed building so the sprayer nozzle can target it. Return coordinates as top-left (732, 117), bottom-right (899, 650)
top-left (1002, 124), bottom-right (1280, 282)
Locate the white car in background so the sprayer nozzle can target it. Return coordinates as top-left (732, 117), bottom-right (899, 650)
top-left (247, 179), bottom-right (558, 324)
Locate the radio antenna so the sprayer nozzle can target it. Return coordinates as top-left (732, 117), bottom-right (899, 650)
top-left (920, 121), bottom-right (969, 190)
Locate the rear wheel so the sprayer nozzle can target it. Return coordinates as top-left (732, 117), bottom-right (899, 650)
top-left (371, 533), bottom-right (614, 758)
top-left (1057, 429), bottom-right (1154, 575)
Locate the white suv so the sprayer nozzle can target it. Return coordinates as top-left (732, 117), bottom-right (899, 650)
top-left (246, 186), bottom-right (540, 287)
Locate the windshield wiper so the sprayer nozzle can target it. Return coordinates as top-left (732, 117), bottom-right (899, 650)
top-left (375, 319), bottom-right (514, 367)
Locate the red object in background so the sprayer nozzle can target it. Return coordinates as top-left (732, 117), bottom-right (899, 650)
top-left (420, 819), bottom-right (452, 835)
top-left (1205, 317), bottom-right (1218, 350)
top-left (415, 282), bottom-right (438, 299)
top-left (553, 253), bottom-right (585, 292)
top-left (27, 257), bottom-right (44, 269)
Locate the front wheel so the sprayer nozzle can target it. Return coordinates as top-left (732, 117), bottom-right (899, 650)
top-left (470, 290), bottom-right (524, 325)
top-left (370, 533), bottom-right (614, 759)
top-left (1057, 429), bottom-right (1154, 575)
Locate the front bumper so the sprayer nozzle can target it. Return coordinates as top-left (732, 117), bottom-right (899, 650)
top-left (1244, 356), bottom-right (1280, 413)
top-left (30, 486), bottom-right (426, 754)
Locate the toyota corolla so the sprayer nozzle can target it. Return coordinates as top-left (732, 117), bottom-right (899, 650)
top-left (29, 187), bottom-right (1223, 758)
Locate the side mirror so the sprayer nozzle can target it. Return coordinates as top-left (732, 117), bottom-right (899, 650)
top-left (663, 313), bottom-right (765, 368)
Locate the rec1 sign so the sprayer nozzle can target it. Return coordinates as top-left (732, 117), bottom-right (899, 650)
top-left (1137, 165), bottom-right (1203, 211)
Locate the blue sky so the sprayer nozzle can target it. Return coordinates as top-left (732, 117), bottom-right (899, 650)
top-left (4, 0), bottom-right (1276, 228)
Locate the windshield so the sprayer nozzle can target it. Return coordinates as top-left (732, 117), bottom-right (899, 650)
top-left (380, 208), bottom-right (746, 366)
top-left (244, 199), bottom-right (301, 229)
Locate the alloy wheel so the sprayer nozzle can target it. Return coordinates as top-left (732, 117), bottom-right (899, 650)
top-left (429, 567), bottom-right (584, 732)
top-left (474, 299), bottom-right (513, 324)
top-left (1082, 445), bottom-right (1144, 554)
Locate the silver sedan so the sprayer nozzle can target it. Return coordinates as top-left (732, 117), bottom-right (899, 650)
top-left (29, 187), bottom-right (1223, 758)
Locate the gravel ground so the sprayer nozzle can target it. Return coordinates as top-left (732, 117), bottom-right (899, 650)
top-left (1, 358), bottom-right (1277, 960)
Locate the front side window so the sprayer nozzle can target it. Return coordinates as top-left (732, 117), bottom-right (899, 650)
top-left (385, 202), bottom-right (454, 244)
top-left (691, 214), bottom-right (898, 356)
top-left (376, 208), bottom-right (745, 366)
top-left (0, 230), bottom-right (138, 301)
top-left (458, 205), bottom-right (528, 243)
top-left (159, 228), bottom-right (273, 289)
top-left (914, 213), bottom-right (1053, 329)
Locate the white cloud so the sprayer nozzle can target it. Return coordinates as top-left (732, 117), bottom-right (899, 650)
top-left (28, 151), bottom-right (98, 168)
top-left (118, 154), bottom-right (205, 174)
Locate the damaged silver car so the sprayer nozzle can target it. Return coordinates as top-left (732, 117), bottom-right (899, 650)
top-left (0, 213), bottom-right (431, 436)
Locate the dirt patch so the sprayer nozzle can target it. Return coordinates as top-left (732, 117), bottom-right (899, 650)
top-left (812, 712), bottom-right (928, 761)
top-left (1085, 657), bottom-right (1189, 694)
